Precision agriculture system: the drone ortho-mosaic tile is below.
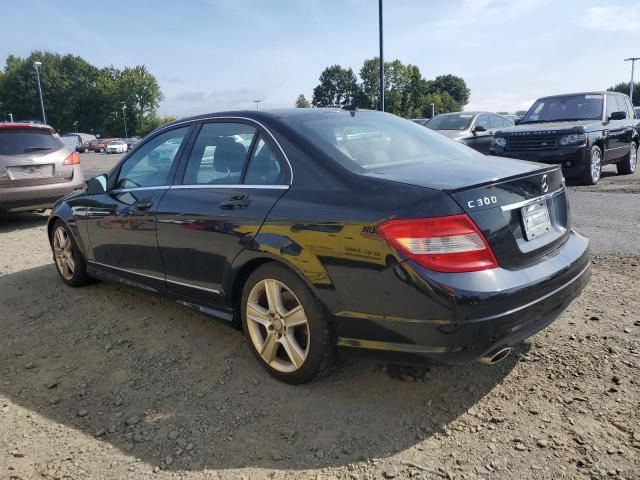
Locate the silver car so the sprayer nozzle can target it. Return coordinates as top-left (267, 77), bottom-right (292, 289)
top-left (0, 123), bottom-right (85, 212)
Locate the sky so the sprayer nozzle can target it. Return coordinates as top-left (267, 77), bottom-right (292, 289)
top-left (1, 0), bottom-right (639, 116)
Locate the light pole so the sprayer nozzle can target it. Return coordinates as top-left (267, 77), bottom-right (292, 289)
top-left (624, 57), bottom-right (639, 104)
top-left (430, 103), bottom-right (435, 118)
top-left (378, 0), bottom-right (384, 112)
top-left (33, 61), bottom-right (47, 125)
top-left (253, 100), bottom-right (261, 110)
top-left (121, 104), bottom-right (128, 137)
top-left (8, 113), bottom-right (13, 123)
top-left (73, 120), bottom-right (78, 133)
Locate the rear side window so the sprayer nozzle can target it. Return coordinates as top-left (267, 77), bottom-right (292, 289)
top-left (244, 136), bottom-right (288, 185)
top-left (183, 122), bottom-right (256, 185)
top-left (0, 128), bottom-right (63, 156)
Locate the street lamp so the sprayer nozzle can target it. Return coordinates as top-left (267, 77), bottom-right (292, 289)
top-left (430, 103), bottom-right (435, 118)
top-left (253, 100), bottom-right (261, 110)
top-left (33, 61), bottom-right (47, 125)
top-left (8, 113), bottom-right (13, 123)
top-left (73, 120), bottom-right (78, 133)
top-left (624, 57), bottom-right (639, 104)
top-left (121, 104), bottom-right (128, 137)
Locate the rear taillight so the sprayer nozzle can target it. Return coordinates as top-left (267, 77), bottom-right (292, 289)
top-left (63, 151), bottom-right (80, 166)
top-left (378, 214), bottom-right (498, 273)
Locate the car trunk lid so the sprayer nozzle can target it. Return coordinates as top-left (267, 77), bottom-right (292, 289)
top-left (365, 156), bottom-right (570, 269)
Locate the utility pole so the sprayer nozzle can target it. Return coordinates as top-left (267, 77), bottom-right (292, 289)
top-left (73, 120), bottom-right (78, 133)
top-left (624, 58), bottom-right (639, 104)
top-left (378, 0), bottom-right (384, 112)
top-left (430, 103), bottom-right (435, 118)
top-left (34, 61), bottom-right (47, 125)
top-left (253, 100), bottom-right (261, 110)
top-left (8, 113), bottom-right (13, 123)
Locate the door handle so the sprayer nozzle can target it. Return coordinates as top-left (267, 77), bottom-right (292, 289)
top-left (134, 198), bottom-right (154, 210)
top-left (220, 194), bottom-right (250, 210)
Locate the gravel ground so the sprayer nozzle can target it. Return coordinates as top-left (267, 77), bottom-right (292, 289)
top-left (0, 154), bottom-right (639, 480)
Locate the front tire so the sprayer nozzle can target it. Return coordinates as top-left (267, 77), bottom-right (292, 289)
top-left (241, 263), bottom-right (333, 384)
top-left (51, 220), bottom-right (91, 287)
top-left (617, 141), bottom-right (638, 175)
top-left (579, 145), bottom-right (602, 185)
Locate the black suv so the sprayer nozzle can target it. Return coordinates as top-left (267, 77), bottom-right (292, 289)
top-left (490, 92), bottom-right (639, 185)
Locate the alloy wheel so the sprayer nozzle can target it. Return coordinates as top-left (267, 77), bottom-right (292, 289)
top-left (591, 148), bottom-right (602, 183)
top-left (245, 279), bottom-right (310, 373)
top-left (53, 226), bottom-right (75, 280)
top-left (630, 143), bottom-right (638, 172)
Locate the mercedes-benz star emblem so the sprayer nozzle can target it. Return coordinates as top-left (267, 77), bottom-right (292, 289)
top-left (541, 174), bottom-right (549, 193)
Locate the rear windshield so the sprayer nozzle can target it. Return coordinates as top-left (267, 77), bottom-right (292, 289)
top-left (521, 94), bottom-right (603, 124)
top-left (283, 111), bottom-right (480, 173)
top-left (0, 128), bottom-right (63, 155)
top-left (425, 114), bottom-right (473, 130)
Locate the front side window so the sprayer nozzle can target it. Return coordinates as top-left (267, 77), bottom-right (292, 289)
top-left (284, 111), bottom-right (483, 173)
top-left (183, 123), bottom-right (256, 185)
top-left (116, 126), bottom-right (189, 189)
top-left (244, 136), bottom-right (287, 185)
top-left (522, 94), bottom-right (604, 123)
top-left (475, 114), bottom-right (490, 129)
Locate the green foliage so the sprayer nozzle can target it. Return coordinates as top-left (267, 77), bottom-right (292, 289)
top-left (295, 94), bottom-right (311, 108)
top-left (139, 114), bottom-right (179, 137)
top-left (608, 82), bottom-right (640, 106)
top-left (0, 51), bottom-right (165, 136)
top-left (311, 58), bottom-right (470, 117)
top-left (312, 65), bottom-right (360, 107)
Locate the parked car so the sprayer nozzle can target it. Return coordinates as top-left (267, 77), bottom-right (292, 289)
top-left (62, 132), bottom-right (96, 147)
top-left (0, 123), bottom-right (84, 212)
top-left (61, 135), bottom-right (82, 151)
top-left (47, 109), bottom-right (590, 384)
top-left (106, 140), bottom-right (128, 154)
top-left (503, 114), bottom-right (522, 125)
top-left (490, 91), bottom-right (639, 185)
top-left (410, 118), bottom-right (430, 126)
top-left (124, 137), bottom-right (140, 150)
top-left (425, 112), bottom-right (514, 154)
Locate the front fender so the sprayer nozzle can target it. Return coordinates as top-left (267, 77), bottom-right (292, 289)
top-left (48, 199), bottom-right (91, 261)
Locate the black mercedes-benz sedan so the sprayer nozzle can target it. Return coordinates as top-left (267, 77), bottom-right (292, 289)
top-left (48, 108), bottom-right (590, 384)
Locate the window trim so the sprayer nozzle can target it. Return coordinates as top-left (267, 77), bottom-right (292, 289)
top-left (240, 132), bottom-right (290, 186)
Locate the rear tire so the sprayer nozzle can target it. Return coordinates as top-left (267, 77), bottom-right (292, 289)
top-left (579, 145), bottom-right (602, 185)
top-left (617, 141), bottom-right (638, 175)
top-left (241, 263), bottom-right (334, 384)
top-left (51, 220), bottom-right (91, 287)
top-left (99, 147), bottom-right (105, 153)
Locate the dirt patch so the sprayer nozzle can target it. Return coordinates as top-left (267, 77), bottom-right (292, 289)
top-left (1, 215), bottom-right (639, 480)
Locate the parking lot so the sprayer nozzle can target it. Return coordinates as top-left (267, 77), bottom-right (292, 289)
top-left (1, 153), bottom-right (639, 479)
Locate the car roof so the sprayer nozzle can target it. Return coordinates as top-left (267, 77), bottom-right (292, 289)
top-left (0, 122), bottom-right (54, 131)
top-left (536, 91), bottom-right (624, 101)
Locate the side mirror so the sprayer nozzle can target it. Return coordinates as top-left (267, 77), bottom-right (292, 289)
top-left (474, 125), bottom-right (487, 133)
top-left (514, 119), bottom-right (521, 125)
top-left (609, 111), bottom-right (626, 121)
top-left (86, 174), bottom-right (107, 195)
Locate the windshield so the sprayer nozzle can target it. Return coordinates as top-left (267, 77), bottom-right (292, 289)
top-left (424, 114), bottom-right (474, 131)
top-left (521, 94), bottom-right (603, 124)
top-left (0, 128), bottom-right (63, 155)
top-left (283, 111), bottom-right (482, 173)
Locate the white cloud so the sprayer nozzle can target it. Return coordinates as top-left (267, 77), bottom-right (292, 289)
top-left (578, 7), bottom-right (640, 33)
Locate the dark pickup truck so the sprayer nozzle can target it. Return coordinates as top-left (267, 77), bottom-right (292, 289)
top-left (490, 91), bottom-right (639, 185)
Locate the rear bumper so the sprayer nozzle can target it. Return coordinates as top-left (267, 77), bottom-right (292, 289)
top-left (334, 230), bottom-right (590, 363)
top-left (0, 167), bottom-right (85, 212)
top-left (490, 146), bottom-right (590, 177)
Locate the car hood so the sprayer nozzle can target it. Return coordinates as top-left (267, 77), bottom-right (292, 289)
top-left (364, 155), bottom-right (553, 192)
top-left (498, 120), bottom-right (601, 134)
top-left (433, 130), bottom-right (467, 140)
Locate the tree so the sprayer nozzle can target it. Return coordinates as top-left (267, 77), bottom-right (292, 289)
top-left (0, 51), bottom-right (166, 136)
top-left (420, 91), bottom-right (459, 118)
top-left (608, 82), bottom-right (640, 106)
top-left (312, 65), bottom-right (360, 107)
top-left (295, 94), bottom-right (311, 108)
top-left (425, 74), bottom-right (470, 110)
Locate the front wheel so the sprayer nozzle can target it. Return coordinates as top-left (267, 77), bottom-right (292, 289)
top-left (617, 141), bottom-right (638, 175)
top-left (579, 145), bottom-right (602, 185)
top-left (241, 263), bottom-right (334, 384)
top-left (51, 220), bottom-right (91, 287)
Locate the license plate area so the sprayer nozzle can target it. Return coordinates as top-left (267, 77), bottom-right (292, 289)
top-left (521, 201), bottom-right (551, 240)
top-left (8, 164), bottom-right (54, 180)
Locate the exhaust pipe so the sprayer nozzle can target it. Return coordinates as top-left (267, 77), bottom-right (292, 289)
top-left (479, 346), bottom-right (512, 365)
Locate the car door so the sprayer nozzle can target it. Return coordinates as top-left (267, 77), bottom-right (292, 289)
top-left (465, 114), bottom-right (492, 154)
top-left (83, 125), bottom-right (192, 289)
top-left (156, 120), bottom-right (290, 307)
top-left (604, 94), bottom-right (626, 161)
